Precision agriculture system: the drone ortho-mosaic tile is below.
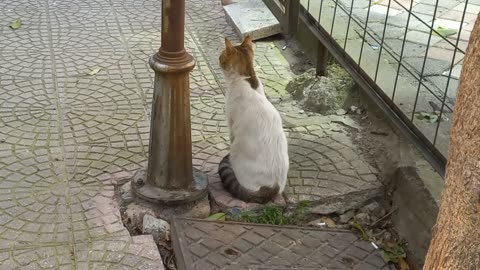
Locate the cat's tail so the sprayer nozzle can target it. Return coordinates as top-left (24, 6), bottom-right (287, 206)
top-left (218, 154), bottom-right (279, 204)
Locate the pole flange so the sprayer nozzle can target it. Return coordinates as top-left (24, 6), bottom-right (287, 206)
top-left (131, 168), bottom-right (208, 205)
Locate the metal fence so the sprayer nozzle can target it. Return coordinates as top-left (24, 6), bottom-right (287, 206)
top-left (265, 0), bottom-right (476, 175)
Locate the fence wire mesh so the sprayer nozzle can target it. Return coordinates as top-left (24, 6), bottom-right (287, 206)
top-left (300, 0), bottom-right (476, 162)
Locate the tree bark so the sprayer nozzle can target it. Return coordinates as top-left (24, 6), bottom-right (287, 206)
top-left (423, 17), bottom-right (480, 269)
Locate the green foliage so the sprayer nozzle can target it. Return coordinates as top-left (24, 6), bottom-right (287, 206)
top-left (381, 242), bottom-right (407, 264)
top-left (232, 201), bottom-right (312, 226)
top-left (205, 213), bottom-right (226, 221)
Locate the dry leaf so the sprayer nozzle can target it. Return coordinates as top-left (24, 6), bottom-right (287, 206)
top-left (397, 257), bottom-right (410, 270)
top-left (88, 67), bottom-right (102, 76)
top-left (9, 19), bottom-right (22, 30)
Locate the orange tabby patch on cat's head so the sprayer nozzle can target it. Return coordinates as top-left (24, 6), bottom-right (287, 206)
top-left (219, 36), bottom-right (259, 89)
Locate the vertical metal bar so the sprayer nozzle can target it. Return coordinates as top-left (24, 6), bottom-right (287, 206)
top-left (357, 0), bottom-right (372, 67)
top-left (410, 0), bottom-right (440, 121)
top-left (285, 0), bottom-right (300, 35)
top-left (343, 0), bottom-right (355, 50)
top-left (316, 41), bottom-right (329, 76)
top-left (374, 0), bottom-right (391, 82)
top-left (330, 0), bottom-right (339, 35)
top-left (433, 0), bottom-right (468, 145)
top-left (318, 0), bottom-right (324, 23)
top-left (391, 0), bottom-right (414, 101)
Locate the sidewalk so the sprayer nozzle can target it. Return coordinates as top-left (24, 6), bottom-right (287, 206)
top-left (1, 0), bottom-right (387, 268)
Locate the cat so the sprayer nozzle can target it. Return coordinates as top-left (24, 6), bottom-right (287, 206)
top-left (217, 36), bottom-right (289, 204)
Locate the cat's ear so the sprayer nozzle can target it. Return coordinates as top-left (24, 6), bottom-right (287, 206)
top-left (225, 38), bottom-right (235, 54)
top-left (241, 35), bottom-right (253, 49)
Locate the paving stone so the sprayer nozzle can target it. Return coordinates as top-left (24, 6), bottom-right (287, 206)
top-left (75, 235), bottom-right (164, 270)
top-left (224, 1), bottom-right (281, 40)
top-left (171, 217), bottom-right (395, 270)
top-left (2, 0), bottom-right (457, 266)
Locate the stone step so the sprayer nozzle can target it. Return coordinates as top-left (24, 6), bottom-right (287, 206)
top-left (223, 0), bottom-right (282, 40)
top-left (171, 217), bottom-right (395, 270)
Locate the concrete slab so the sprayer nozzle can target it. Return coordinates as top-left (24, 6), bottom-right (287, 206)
top-left (223, 0), bottom-right (281, 40)
top-left (171, 217), bottom-right (396, 270)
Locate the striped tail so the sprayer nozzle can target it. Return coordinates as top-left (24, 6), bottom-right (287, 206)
top-left (218, 154), bottom-right (279, 204)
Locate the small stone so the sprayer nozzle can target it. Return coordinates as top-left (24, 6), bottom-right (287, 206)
top-left (359, 201), bottom-right (386, 218)
top-left (354, 212), bottom-right (371, 225)
top-left (336, 224), bottom-right (351, 230)
top-left (339, 210), bottom-right (355, 223)
top-left (298, 110), bottom-right (305, 114)
top-left (124, 202), bottom-right (156, 229)
top-left (184, 196), bottom-right (211, 218)
top-left (142, 214), bottom-right (171, 244)
top-left (120, 182), bottom-right (134, 203)
top-left (335, 109), bottom-right (347, 115)
top-left (382, 231), bottom-right (393, 242)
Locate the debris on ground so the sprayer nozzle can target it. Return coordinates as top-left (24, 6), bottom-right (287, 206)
top-left (9, 18), bottom-right (22, 30)
top-left (142, 214), bottom-right (171, 244)
top-left (286, 64), bottom-right (356, 115)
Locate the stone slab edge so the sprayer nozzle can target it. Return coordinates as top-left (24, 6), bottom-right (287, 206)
top-left (391, 166), bottom-right (439, 269)
top-left (223, 2), bottom-right (281, 40)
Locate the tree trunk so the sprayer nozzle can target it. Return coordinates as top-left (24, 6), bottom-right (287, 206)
top-left (423, 17), bottom-right (480, 269)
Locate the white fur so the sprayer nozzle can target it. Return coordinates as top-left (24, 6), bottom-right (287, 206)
top-left (223, 72), bottom-right (289, 193)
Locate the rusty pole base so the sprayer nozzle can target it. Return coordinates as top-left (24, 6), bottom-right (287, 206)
top-left (130, 51), bottom-right (208, 205)
top-left (131, 168), bottom-right (208, 205)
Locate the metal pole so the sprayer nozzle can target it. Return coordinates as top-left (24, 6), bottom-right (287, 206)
top-left (131, 0), bottom-right (208, 205)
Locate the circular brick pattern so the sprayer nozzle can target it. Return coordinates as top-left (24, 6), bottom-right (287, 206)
top-left (126, 30), bottom-right (198, 58)
top-left (65, 146), bottom-right (147, 240)
top-left (191, 128), bottom-right (379, 204)
top-left (47, 0), bottom-right (113, 27)
top-left (112, 0), bottom-right (161, 20)
top-left (0, 148), bottom-right (70, 247)
top-left (61, 78), bottom-right (146, 145)
top-left (0, 0), bottom-right (47, 30)
top-left (0, 79), bottom-right (60, 148)
top-left (50, 28), bottom-right (125, 77)
top-left (193, 135), bottom-right (229, 174)
top-left (0, 28), bottom-right (52, 78)
top-left (191, 95), bottom-right (228, 139)
top-left (287, 132), bottom-right (379, 202)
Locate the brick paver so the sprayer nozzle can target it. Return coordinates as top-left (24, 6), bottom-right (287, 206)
top-left (1, 0), bottom-right (386, 267)
top-left (171, 217), bottom-right (395, 270)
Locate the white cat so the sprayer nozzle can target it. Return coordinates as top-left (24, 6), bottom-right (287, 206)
top-left (217, 36), bottom-right (289, 203)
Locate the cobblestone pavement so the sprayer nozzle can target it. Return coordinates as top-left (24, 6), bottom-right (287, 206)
top-left (1, 0), bottom-right (385, 268)
top-left (172, 217), bottom-right (394, 270)
top-left (302, 0), bottom-right (478, 157)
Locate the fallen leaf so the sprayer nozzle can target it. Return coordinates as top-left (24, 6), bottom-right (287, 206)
top-left (397, 257), bottom-right (410, 270)
top-left (87, 67), bottom-right (102, 76)
top-left (9, 19), bottom-right (22, 30)
top-left (381, 241), bottom-right (407, 263)
top-left (434, 26), bottom-right (457, 38)
top-left (205, 212), bottom-right (226, 221)
top-left (352, 223), bottom-right (369, 240)
top-left (321, 217), bottom-right (336, 228)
